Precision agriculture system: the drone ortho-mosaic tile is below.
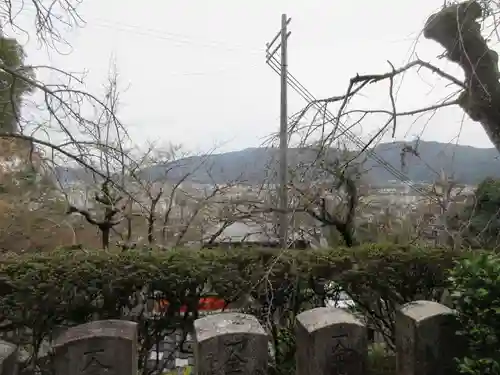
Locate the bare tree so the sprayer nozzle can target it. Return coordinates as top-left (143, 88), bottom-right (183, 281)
top-left (126, 149), bottom-right (245, 248)
top-left (1, 0), bottom-right (85, 48)
top-left (127, 144), bottom-right (203, 246)
top-left (62, 63), bottom-right (131, 249)
top-left (266, 0), bottom-right (500, 252)
top-left (0, 3), bottom-right (140, 252)
top-left (289, 152), bottom-right (365, 247)
top-left (202, 194), bottom-right (267, 246)
top-left (289, 1), bottom-right (500, 160)
top-left (0, 1), bottom-right (135, 194)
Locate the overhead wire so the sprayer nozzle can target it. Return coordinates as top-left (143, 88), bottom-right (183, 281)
top-left (12, 1), bottom-right (436, 198)
top-left (10, 1), bottom-right (264, 55)
top-left (265, 51), bottom-right (436, 199)
top-left (90, 18), bottom-right (264, 55)
top-left (11, 3), bottom-right (266, 78)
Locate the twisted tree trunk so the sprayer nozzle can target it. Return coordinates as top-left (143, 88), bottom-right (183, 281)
top-left (424, 1), bottom-right (500, 152)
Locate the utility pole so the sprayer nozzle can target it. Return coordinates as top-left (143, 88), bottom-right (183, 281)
top-left (278, 14), bottom-right (288, 249)
top-left (266, 14), bottom-right (291, 248)
top-left (265, 22), bottom-right (432, 204)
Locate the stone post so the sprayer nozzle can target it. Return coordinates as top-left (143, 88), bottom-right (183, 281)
top-left (396, 300), bottom-right (461, 375)
top-left (193, 313), bottom-right (268, 375)
top-left (53, 320), bottom-right (138, 375)
top-left (0, 340), bottom-right (17, 375)
top-left (296, 307), bottom-right (367, 375)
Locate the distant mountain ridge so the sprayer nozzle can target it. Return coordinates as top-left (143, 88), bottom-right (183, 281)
top-left (364, 141), bottom-right (500, 184)
top-left (55, 141), bottom-right (500, 185)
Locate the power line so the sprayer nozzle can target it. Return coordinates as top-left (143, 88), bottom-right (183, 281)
top-left (265, 41), bottom-right (434, 198)
top-left (11, 1), bottom-right (437, 199)
top-left (11, 2), bottom-right (264, 55)
top-left (90, 19), bottom-right (263, 54)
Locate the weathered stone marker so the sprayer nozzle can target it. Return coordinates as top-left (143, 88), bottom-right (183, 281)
top-left (296, 307), bottom-right (367, 375)
top-left (0, 340), bottom-right (17, 375)
top-left (396, 300), bottom-right (460, 375)
top-left (53, 320), bottom-right (138, 375)
top-left (193, 313), bottom-right (268, 375)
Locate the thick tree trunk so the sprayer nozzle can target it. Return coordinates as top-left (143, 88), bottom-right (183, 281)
top-left (102, 227), bottom-right (110, 249)
top-left (424, 1), bottom-right (500, 152)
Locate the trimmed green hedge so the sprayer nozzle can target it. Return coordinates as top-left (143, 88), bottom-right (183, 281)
top-left (0, 244), bottom-right (463, 373)
top-left (450, 252), bottom-right (500, 375)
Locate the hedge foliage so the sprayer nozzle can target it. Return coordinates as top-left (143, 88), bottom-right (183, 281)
top-left (0, 244), bottom-right (464, 374)
top-left (450, 252), bottom-right (500, 375)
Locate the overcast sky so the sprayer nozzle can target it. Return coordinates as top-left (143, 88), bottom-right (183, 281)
top-left (7, 0), bottom-right (497, 153)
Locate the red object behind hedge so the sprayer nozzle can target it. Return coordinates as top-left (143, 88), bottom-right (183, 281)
top-left (157, 297), bottom-right (226, 312)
